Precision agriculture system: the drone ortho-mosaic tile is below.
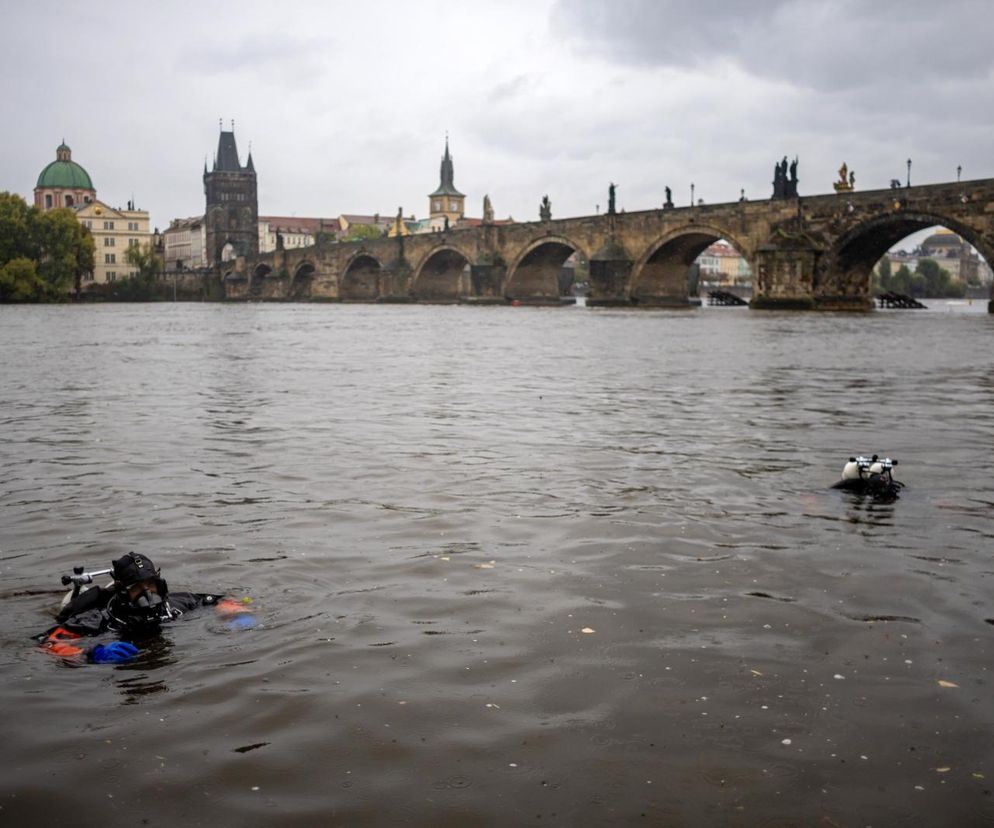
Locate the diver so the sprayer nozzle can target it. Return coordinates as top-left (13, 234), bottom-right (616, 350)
top-left (831, 454), bottom-right (903, 501)
top-left (37, 552), bottom-right (255, 664)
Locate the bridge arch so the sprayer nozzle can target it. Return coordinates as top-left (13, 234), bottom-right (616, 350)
top-left (290, 261), bottom-right (316, 301)
top-left (815, 209), bottom-right (994, 302)
top-left (412, 244), bottom-right (475, 302)
top-left (248, 262), bottom-right (273, 299)
top-left (341, 253), bottom-right (383, 301)
top-left (507, 235), bottom-right (588, 303)
top-left (631, 225), bottom-right (750, 305)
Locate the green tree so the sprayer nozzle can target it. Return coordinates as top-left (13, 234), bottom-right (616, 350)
top-left (914, 258), bottom-right (965, 298)
top-left (33, 208), bottom-right (95, 295)
top-left (890, 264), bottom-right (913, 295)
top-left (874, 256), bottom-right (892, 292)
top-left (0, 193), bottom-right (94, 301)
top-left (125, 242), bottom-right (162, 281)
top-left (98, 242), bottom-right (167, 301)
top-left (0, 257), bottom-right (47, 302)
top-left (341, 224), bottom-right (383, 242)
top-left (0, 191), bottom-right (34, 264)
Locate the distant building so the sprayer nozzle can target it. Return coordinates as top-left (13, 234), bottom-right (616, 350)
top-left (427, 138), bottom-right (465, 230)
top-left (885, 229), bottom-right (992, 284)
top-left (203, 126), bottom-right (258, 266)
top-left (33, 141), bottom-right (150, 287)
top-left (697, 240), bottom-right (752, 285)
top-left (258, 216), bottom-right (341, 252)
top-left (34, 142), bottom-right (96, 210)
top-left (74, 199), bottom-right (151, 285)
top-left (163, 216), bottom-right (206, 272)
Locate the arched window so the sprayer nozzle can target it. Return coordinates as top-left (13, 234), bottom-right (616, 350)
top-left (45, 194), bottom-right (53, 208)
top-left (65, 195), bottom-right (74, 207)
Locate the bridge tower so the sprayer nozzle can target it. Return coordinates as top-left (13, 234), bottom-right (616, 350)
top-left (203, 125), bottom-right (258, 267)
top-left (428, 137), bottom-right (465, 229)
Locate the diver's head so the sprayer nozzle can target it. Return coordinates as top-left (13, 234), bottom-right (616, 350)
top-left (112, 552), bottom-right (169, 627)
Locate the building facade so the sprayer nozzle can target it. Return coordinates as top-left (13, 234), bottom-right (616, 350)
top-left (697, 240), bottom-right (753, 285)
top-left (203, 127), bottom-right (258, 266)
top-left (884, 229), bottom-right (993, 285)
top-left (258, 216), bottom-right (346, 252)
top-left (34, 142), bottom-right (96, 210)
top-left (74, 200), bottom-right (151, 285)
top-left (163, 216), bottom-right (206, 272)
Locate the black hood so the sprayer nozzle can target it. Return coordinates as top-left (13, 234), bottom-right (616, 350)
top-left (112, 552), bottom-right (159, 588)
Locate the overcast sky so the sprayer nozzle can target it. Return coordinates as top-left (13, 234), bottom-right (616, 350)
top-left (3, 0), bottom-right (992, 239)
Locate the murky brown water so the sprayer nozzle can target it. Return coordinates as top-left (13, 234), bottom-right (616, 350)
top-left (1, 301), bottom-right (993, 827)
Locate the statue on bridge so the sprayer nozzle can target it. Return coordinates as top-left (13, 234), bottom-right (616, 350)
top-left (664, 186), bottom-right (673, 208)
top-left (772, 156), bottom-right (799, 199)
top-left (539, 194), bottom-right (552, 221)
top-left (833, 162), bottom-right (854, 192)
top-left (608, 183), bottom-right (617, 215)
top-left (483, 194), bottom-right (494, 223)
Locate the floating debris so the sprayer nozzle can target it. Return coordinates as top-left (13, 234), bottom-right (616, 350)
top-left (233, 742), bottom-right (270, 754)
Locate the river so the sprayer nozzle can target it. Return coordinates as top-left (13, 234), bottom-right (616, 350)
top-left (1, 301), bottom-right (992, 826)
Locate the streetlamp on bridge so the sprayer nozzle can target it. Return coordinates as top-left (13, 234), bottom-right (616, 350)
top-left (957, 165), bottom-right (962, 182)
top-left (690, 182), bottom-right (695, 206)
top-left (906, 158), bottom-right (912, 188)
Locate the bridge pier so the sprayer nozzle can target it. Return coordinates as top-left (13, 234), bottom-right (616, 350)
top-left (469, 263), bottom-right (506, 302)
top-left (587, 245), bottom-right (633, 306)
top-left (378, 264), bottom-right (413, 302)
top-left (751, 242), bottom-right (819, 310)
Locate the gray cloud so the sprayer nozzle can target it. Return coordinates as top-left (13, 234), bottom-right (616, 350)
top-left (552, 0), bottom-right (994, 91)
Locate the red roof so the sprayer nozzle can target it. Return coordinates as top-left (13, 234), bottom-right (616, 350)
top-left (259, 216), bottom-right (337, 234)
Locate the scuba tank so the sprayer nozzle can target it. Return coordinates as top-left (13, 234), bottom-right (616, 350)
top-left (832, 454), bottom-right (903, 499)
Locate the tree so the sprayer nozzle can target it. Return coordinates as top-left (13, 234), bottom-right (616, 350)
top-left (0, 257), bottom-right (46, 302)
top-left (340, 224), bottom-right (383, 242)
top-left (890, 264), bottom-right (914, 295)
top-left (914, 258), bottom-right (965, 298)
top-left (0, 191), bottom-right (34, 265)
top-left (104, 242), bottom-right (166, 300)
top-left (125, 242), bottom-right (162, 281)
top-left (33, 208), bottom-right (95, 295)
top-left (0, 192), bottom-right (94, 301)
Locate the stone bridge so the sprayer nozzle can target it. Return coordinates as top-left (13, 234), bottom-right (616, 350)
top-left (224, 178), bottom-right (994, 311)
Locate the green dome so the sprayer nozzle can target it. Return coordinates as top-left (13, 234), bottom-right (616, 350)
top-left (36, 143), bottom-right (94, 190)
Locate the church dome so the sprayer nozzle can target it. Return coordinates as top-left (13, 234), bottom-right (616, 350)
top-left (921, 229), bottom-right (962, 250)
top-left (36, 143), bottom-right (94, 190)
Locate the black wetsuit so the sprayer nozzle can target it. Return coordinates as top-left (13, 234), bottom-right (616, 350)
top-left (53, 587), bottom-right (223, 636)
top-left (37, 587), bottom-right (226, 657)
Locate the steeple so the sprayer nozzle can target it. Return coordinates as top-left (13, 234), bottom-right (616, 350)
top-left (429, 135), bottom-right (465, 198)
top-left (214, 127), bottom-right (244, 173)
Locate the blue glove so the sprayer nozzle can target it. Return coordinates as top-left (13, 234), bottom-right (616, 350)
top-left (91, 642), bottom-right (139, 664)
top-left (227, 614), bottom-right (257, 631)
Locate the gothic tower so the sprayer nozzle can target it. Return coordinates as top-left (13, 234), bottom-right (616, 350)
top-left (203, 125), bottom-right (258, 267)
top-left (428, 137), bottom-right (465, 227)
